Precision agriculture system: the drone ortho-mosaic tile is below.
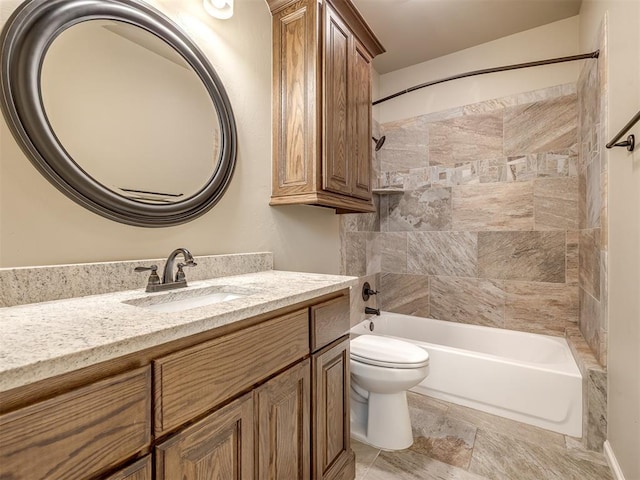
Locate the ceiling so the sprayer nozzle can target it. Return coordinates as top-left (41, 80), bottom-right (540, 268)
top-left (351, 0), bottom-right (582, 74)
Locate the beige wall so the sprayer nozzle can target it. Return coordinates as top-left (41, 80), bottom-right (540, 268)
top-left (579, 1), bottom-right (640, 478)
top-left (0, 0), bottom-right (341, 273)
top-left (376, 16), bottom-right (580, 123)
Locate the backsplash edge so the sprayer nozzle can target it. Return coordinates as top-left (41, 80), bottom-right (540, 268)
top-left (0, 252), bottom-right (274, 307)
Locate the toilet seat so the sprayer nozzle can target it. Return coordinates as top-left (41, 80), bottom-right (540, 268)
top-left (351, 335), bottom-right (429, 369)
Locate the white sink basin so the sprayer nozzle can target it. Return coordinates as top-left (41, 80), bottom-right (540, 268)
top-left (124, 286), bottom-right (249, 313)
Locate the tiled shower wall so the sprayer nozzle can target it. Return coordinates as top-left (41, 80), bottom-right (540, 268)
top-left (343, 84), bottom-right (582, 338)
top-left (577, 26), bottom-right (608, 368)
top-left (574, 20), bottom-right (608, 451)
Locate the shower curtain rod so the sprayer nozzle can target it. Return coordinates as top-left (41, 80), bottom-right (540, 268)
top-left (372, 51), bottom-right (600, 106)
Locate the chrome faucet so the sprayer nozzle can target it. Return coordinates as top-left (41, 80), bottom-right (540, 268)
top-left (135, 247), bottom-right (197, 292)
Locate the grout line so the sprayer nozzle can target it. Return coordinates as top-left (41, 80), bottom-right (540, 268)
top-left (357, 448), bottom-right (381, 480)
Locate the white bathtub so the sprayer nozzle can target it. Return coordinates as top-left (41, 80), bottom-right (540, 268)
top-left (351, 312), bottom-right (582, 437)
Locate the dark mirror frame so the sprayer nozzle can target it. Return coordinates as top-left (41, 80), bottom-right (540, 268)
top-left (0, 0), bottom-right (237, 227)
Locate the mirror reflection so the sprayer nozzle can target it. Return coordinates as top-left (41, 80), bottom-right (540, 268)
top-left (41, 20), bottom-right (221, 204)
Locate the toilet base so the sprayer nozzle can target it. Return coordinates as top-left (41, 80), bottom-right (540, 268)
top-left (350, 390), bottom-right (413, 451)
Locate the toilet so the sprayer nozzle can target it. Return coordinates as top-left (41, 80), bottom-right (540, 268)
top-left (350, 334), bottom-right (430, 451)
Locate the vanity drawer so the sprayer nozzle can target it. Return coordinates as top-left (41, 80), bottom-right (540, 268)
top-left (310, 294), bottom-right (350, 352)
top-left (154, 308), bottom-right (310, 434)
top-left (0, 366), bottom-right (151, 480)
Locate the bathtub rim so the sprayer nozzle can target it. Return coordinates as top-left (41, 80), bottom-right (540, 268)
top-left (351, 312), bottom-right (582, 377)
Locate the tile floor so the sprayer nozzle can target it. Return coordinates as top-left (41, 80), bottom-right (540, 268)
top-left (353, 392), bottom-right (613, 480)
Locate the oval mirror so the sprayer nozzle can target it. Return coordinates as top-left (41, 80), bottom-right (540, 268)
top-left (0, 0), bottom-right (237, 226)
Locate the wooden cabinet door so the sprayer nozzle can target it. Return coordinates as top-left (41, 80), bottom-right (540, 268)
top-left (255, 359), bottom-right (311, 479)
top-left (271, 0), bottom-right (319, 199)
top-left (323, 4), bottom-right (351, 196)
top-left (156, 393), bottom-right (254, 480)
top-left (312, 337), bottom-right (354, 480)
top-left (350, 37), bottom-right (372, 200)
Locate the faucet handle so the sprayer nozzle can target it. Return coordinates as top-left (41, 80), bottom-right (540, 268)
top-left (175, 261), bottom-right (196, 282)
top-left (134, 265), bottom-right (161, 289)
top-left (362, 282), bottom-right (379, 301)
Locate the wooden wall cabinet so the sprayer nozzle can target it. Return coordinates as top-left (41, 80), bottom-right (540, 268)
top-left (267, 0), bottom-right (384, 214)
top-left (0, 290), bottom-right (354, 480)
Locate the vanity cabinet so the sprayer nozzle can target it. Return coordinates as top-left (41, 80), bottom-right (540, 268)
top-left (0, 290), bottom-right (353, 480)
top-left (267, 0), bottom-right (384, 214)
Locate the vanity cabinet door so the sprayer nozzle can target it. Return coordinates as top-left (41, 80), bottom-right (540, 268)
top-left (104, 456), bottom-right (152, 480)
top-left (156, 393), bottom-right (254, 480)
top-left (254, 359), bottom-right (311, 479)
top-left (312, 336), bottom-right (354, 480)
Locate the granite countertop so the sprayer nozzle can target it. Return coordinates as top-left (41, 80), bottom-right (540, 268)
top-left (0, 270), bottom-right (357, 392)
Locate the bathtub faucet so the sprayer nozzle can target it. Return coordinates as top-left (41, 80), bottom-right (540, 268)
top-left (362, 282), bottom-right (379, 301)
top-left (365, 307), bottom-right (381, 316)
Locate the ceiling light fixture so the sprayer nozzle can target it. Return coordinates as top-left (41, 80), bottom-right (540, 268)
top-left (203, 0), bottom-right (233, 19)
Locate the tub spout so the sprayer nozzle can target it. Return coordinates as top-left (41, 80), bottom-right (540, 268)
top-left (365, 307), bottom-right (380, 316)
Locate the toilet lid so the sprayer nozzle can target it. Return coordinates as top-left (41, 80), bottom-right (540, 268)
top-left (350, 335), bottom-right (429, 368)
